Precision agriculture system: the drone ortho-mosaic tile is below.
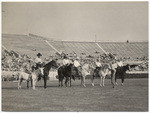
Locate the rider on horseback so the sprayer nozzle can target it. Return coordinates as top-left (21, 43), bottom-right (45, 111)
top-left (63, 55), bottom-right (70, 66)
top-left (35, 53), bottom-right (43, 81)
top-left (95, 59), bottom-right (102, 77)
top-left (35, 53), bottom-right (42, 69)
top-left (95, 59), bottom-right (102, 70)
top-left (73, 56), bottom-right (81, 78)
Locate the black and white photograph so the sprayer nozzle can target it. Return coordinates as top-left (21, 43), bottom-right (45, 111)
top-left (1, 1), bottom-right (148, 112)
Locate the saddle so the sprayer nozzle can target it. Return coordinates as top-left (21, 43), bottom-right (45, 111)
top-left (36, 63), bottom-right (42, 69)
top-left (25, 69), bottom-right (32, 75)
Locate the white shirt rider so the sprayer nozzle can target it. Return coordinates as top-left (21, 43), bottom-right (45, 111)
top-left (117, 60), bottom-right (123, 67)
top-left (35, 57), bottom-right (42, 64)
top-left (63, 59), bottom-right (70, 65)
top-left (111, 61), bottom-right (117, 69)
top-left (95, 61), bottom-right (102, 67)
top-left (74, 60), bottom-right (80, 67)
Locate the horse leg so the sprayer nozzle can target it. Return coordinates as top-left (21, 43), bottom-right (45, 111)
top-left (70, 75), bottom-right (72, 87)
top-left (32, 79), bottom-right (36, 90)
top-left (59, 79), bottom-right (61, 87)
top-left (61, 76), bottom-right (64, 87)
top-left (59, 75), bottom-right (62, 87)
top-left (61, 79), bottom-right (64, 87)
top-left (121, 73), bottom-right (125, 86)
top-left (103, 77), bottom-right (105, 86)
top-left (81, 76), bottom-right (83, 86)
top-left (91, 74), bottom-right (94, 86)
top-left (44, 75), bottom-right (47, 89)
top-left (31, 76), bottom-right (33, 87)
top-left (100, 76), bottom-right (102, 87)
top-left (83, 76), bottom-right (86, 87)
top-left (34, 80), bottom-right (37, 89)
top-left (19, 78), bottom-right (22, 89)
top-left (66, 77), bottom-right (69, 87)
top-left (115, 73), bottom-right (118, 85)
top-left (18, 79), bottom-right (21, 89)
top-left (68, 77), bottom-right (70, 87)
top-left (27, 80), bottom-right (29, 88)
top-left (60, 79), bottom-right (64, 87)
top-left (58, 75), bottom-right (60, 87)
top-left (65, 77), bottom-right (68, 87)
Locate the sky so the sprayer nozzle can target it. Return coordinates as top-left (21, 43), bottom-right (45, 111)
top-left (2, 2), bottom-right (148, 42)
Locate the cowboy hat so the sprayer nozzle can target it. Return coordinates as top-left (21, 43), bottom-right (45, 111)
top-left (37, 53), bottom-right (42, 56)
top-left (64, 55), bottom-right (67, 59)
top-left (76, 56), bottom-right (80, 60)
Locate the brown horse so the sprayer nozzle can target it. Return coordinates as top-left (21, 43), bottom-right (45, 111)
top-left (58, 64), bottom-right (76, 87)
top-left (43, 60), bottom-right (59, 88)
top-left (115, 64), bottom-right (132, 86)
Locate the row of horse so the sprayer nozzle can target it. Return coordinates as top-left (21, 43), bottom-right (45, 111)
top-left (58, 63), bottom-right (131, 88)
top-left (16, 60), bottom-right (137, 90)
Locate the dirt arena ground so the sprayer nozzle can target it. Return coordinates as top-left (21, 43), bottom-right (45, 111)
top-left (2, 78), bottom-right (148, 112)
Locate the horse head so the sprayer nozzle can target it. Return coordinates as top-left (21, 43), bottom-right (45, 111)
top-left (128, 64), bottom-right (139, 71)
top-left (44, 60), bottom-right (59, 69)
top-left (125, 64), bottom-right (130, 71)
top-left (51, 60), bottom-right (59, 68)
top-left (101, 64), bottom-right (110, 74)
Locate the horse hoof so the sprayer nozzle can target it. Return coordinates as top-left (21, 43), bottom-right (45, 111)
top-left (113, 86), bottom-right (115, 88)
top-left (121, 83), bottom-right (124, 86)
top-left (100, 84), bottom-right (102, 87)
top-left (115, 82), bottom-right (118, 85)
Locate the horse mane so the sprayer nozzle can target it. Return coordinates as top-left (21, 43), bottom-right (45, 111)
top-left (66, 64), bottom-right (74, 71)
top-left (122, 64), bottom-right (130, 72)
top-left (101, 64), bottom-right (109, 70)
top-left (129, 64), bottom-right (138, 68)
top-left (43, 60), bottom-right (55, 67)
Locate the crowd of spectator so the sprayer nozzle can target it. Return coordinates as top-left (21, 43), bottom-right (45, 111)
top-left (2, 49), bottom-right (34, 72)
top-left (2, 49), bottom-right (148, 72)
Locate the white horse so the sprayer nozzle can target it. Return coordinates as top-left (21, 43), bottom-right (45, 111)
top-left (17, 71), bottom-right (31, 89)
top-left (97, 64), bottom-right (111, 87)
top-left (17, 67), bottom-right (44, 90)
top-left (80, 63), bottom-right (95, 87)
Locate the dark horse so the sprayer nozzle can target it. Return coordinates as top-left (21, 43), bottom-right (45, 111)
top-left (115, 64), bottom-right (138, 86)
top-left (58, 64), bottom-right (77, 87)
top-left (43, 60), bottom-right (59, 88)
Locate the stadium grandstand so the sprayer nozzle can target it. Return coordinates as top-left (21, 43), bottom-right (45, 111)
top-left (2, 34), bottom-right (148, 61)
top-left (2, 33), bottom-right (148, 79)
